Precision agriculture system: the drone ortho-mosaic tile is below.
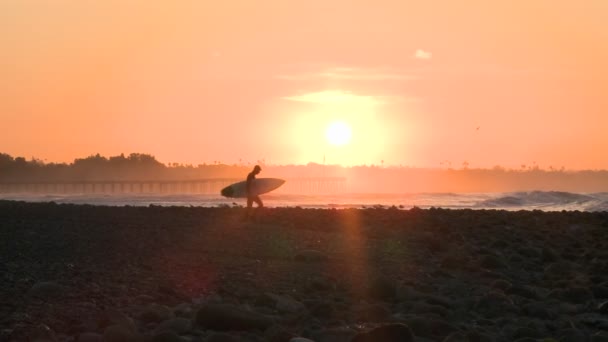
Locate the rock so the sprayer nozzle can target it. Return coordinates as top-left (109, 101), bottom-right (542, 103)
top-left (442, 332), bottom-right (468, 342)
top-left (507, 285), bottom-right (539, 300)
top-left (508, 254), bottom-right (525, 263)
top-left (592, 332), bottom-right (608, 342)
top-left (474, 318), bottom-right (496, 327)
top-left (265, 325), bottom-right (296, 342)
top-left (599, 300), bottom-right (608, 314)
top-left (140, 303), bottom-right (173, 323)
top-left (522, 303), bottom-right (556, 320)
top-left (234, 285), bottom-right (259, 300)
top-left (408, 302), bottom-right (449, 318)
top-left (77, 332), bottom-right (103, 342)
top-left (593, 285), bottom-right (608, 299)
top-left (158, 283), bottom-right (180, 296)
top-left (254, 293), bottom-right (277, 308)
top-left (134, 294), bottom-right (155, 304)
top-left (103, 324), bottom-right (138, 342)
top-left (542, 247), bottom-right (559, 263)
top-left (98, 309), bottom-right (137, 332)
top-left (420, 231), bottom-right (446, 252)
top-left (365, 275), bottom-right (396, 301)
top-left (474, 291), bottom-right (518, 318)
top-left (255, 292), bottom-right (301, 314)
top-left (351, 323), bottom-right (414, 342)
top-left (173, 303), bottom-right (194, 318)
top-left (307, 277), bottom-right (335, 292)
top-left (395, 285), bottom-right (421, 302)
top-left (518, 247), bottom-right (540, 258)
top-left (28, 324), bottom-right (57, 342)
top-left (195, 292), bottom-right (222, 305)
top-left (206, 332), bottom-right (241, 342)
top-left (558, 302), bottom-right (583, 315)
top-left (491, 240), bottom-right (509, 249)
top-left (294, 250), bottom-right (328, 262)
top-left (443, 331), bottom-right (493, 342)
top-left (547, 287), bottom-right (593, 303)
top-left (289, 338), bottom-right (315, 342)
top-left (154, 318), bottom-right (191, 334)
top-left (558, 328), bottom-right (588, 342)
top-left (265, 293), bottom-right (306, 314)
top-left (480, 255), bottom-right (507, 269)
top-left (490, 279), bottom-right (512, 292)
top-left (404, 317), bottom-right (459, 340)
top-left (421, 295), bottom-right (453, 309)
top-left (354, 303), bottom-right (391, 322)
top-left (28, 281), bottom-right (65, 299)
top-left (544, 262), bottom-right (574, 279)
top-left (512, 326), bottom-right (543, 340)
top-left (312, 327), bottom-right (356, 342)
top-left (477, 269), bottom-right (505, 281)
top-left (440, 252), bottom-right (470, 270)
top-left (578, 315), bottom-right (608, 329)
top-left (195, 303), bottom-right (274, 331)
top-left (305, 299), bottom-right (335, 319)
top-left (152, 331), bottom-right (184, 342)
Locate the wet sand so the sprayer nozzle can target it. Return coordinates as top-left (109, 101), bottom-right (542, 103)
top-left (1, 200), bottom-right (608, 341)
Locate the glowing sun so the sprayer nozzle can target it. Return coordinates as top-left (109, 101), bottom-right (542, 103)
top-left (326, 121), bottom-right (352, 146)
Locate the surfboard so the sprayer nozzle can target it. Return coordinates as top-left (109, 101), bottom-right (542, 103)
top-left (220, 178), bottom-right (285, 198)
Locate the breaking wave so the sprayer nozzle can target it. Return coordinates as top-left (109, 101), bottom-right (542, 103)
top-left (476, 191), bottom-right (608, 211)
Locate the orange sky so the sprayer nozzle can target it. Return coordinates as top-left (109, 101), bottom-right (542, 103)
top-left (1, 1), bottom-right (607, 169)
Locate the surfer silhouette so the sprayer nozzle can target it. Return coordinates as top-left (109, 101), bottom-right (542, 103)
top-left (246, 165), bottom-right (263, 218)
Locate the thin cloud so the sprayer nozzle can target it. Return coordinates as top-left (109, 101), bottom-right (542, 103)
top-left (413, 49), bottom-right (432, 60)
top-left (283, 90), bottom-right (416, 105)
top-left (276, 67), bottom-right (418, 81)
top-left (283, 90), bottom-right (382, 105)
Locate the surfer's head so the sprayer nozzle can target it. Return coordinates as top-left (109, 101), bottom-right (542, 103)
top-left (253, 165), bottom-right (262, 174)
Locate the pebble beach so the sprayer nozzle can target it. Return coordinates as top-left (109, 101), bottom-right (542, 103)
top-left (2, 200), bottom-right (608, 342)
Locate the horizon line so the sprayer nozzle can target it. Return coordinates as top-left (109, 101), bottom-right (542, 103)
top-left (1, 151), bottom-right (607, 173)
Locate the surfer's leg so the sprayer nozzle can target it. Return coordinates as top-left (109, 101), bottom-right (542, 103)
top-left (246, 197), bottom-right (254, 219)
top-left (250, 196), bottom-right (263, 221)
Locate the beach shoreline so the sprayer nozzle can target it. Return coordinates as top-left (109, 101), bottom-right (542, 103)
top-left (1, 200), bottom-right (608, 341)
top-left (1, 190), bottom-right (607, 212)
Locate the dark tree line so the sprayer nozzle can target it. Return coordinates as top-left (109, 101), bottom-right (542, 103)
top-left (2, 152), bottom-right (608, 192)
top-left (0, 153), bottom-right (250, 182)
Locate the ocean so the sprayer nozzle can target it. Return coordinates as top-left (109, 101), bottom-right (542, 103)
top-left (1, 191), bottom-right (607, 212)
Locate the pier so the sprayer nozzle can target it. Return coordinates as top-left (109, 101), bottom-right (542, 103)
top-left (0, 177), bottom-right (347, 195)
